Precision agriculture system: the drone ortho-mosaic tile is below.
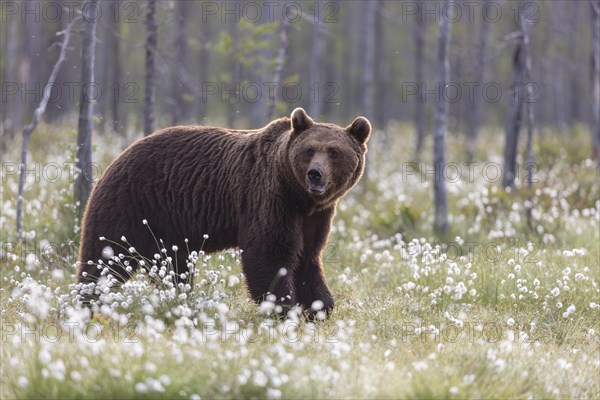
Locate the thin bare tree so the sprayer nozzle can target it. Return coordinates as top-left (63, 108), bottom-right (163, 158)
top-left (197, 20), bottom-right (210, 123)
top-left (16, 19), bottom-right (78, 236)
top-left (414, 8), bottom-right (426, 160)
top-left (143, 0), bottom-right (157, 135)
top-left (308, 17), bottom-right (324, 119)
top-left (2, 8), bottom-right (18, 141)
top-left (592, 0), bottom-right (600, 172)
top-left (108, 0), bottom-right (123, 134)
top-left (374, 2), bottom-right (387, 128)
top-left (172, 0), bottom-right (189, 125)
top-left (362, 0), bottom-right (377, 121)
top-left (75, 0), bottom-right (99, 218)
top-left (11, 1), bottom-right (42, 146)
top-left (433, 0), bottom-right (454, 235)
top-left (226, 20), bottom-right (242, 127)
top-left (266, 2), bottom-right (290, 120)
top-left (521, 2), bottom-right (536, 228)
top-left (466, 0), bottom-right (491, 161)
top-left (503, 2), bottom-right (527, 188)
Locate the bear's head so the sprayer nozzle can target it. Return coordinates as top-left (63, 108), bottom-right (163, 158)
top-left (287, 107), bottom-right (371, 205)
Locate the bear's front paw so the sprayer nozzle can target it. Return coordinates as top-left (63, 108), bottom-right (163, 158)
top-left (258, 292), bottom-right (298, 320)
top-left (305, 297), bottom-right (334, 321)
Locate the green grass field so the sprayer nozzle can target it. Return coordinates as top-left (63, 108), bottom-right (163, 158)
top-left (1, 124), bottom-right (599, 399)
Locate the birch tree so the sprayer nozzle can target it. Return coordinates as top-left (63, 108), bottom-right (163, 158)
top-left (15, 19), bottom-right (77, 236)
top-left (197, 20), bottom-right (210, 122)
top-left (362, 0), bottom-right (377, 121)
top-left (2, 8), bottom-right (18, 140)
top-left (144, 0), bottom-right (157, 135)
top-left (172, 0), bottom-right (189, 125)
top-left (414, 10), bottom-right (426, 160)
top-left (75, 0), bottom-right (99, 218)
top-left (503, 3), bottom-right (527, 188)
top-left (308, 18), bottom-right (324, 119)
top-left (11, 3), bottom-right (42, 144)
top-left (433, 0), bottom-right (453, 235)
top-left (374, 2), bottom-right (387, 128)
top-left (266, 3), bottom-right (290, 120)
top-left (466, 0), bottom-right (491, 161)
top-left (592, 0), bottom-right (600, 172)
top-left (108, 0), bottom-right (123, 133)
top-left (521, 2), bottom-right (536, 228)
top-left (227, 20), bottom-right (242, 127)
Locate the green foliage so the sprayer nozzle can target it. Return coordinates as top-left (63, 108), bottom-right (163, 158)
top-left (213, 21), bottom-right (278, 75)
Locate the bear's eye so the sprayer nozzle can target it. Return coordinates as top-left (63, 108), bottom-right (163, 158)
top-left (306, 148), bottom-right (315, 157)
top-left (328, 148), bottom-right (339, 159)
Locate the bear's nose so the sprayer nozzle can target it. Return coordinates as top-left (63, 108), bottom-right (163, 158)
top-left (307, 168), bottom-right (323, 182)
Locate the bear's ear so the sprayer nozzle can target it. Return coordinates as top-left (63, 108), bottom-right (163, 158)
top-left (346, 116), bottom-right (371, 144)
top-left (291, 107), bottom-right (314, 133)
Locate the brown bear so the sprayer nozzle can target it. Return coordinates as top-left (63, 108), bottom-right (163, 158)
top-left (77, 108), bottom-right (371, 317)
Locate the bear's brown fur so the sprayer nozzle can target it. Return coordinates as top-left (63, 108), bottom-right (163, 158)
top-left (77, 108), bottom-right (371, 316)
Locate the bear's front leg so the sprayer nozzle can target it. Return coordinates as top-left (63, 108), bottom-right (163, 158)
top-left (239, 236), bottom-right (300, 317)
top-left (295, 208), bottom-right (335, 319)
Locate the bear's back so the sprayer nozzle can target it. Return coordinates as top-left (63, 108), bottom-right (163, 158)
top-left (81, 124), bottom-right (280, 265)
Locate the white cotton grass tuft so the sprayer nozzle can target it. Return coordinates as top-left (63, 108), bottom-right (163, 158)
top-left (17, 376), bottom-right (28, 388)
top-left (258, 301), bottom-right (274, 315)
top-left (311, 300), bottom-right (324, 311)
top-left (563, 304), bottom-right (576, 318)
top-left (101, 246), bottom-right (114, 259)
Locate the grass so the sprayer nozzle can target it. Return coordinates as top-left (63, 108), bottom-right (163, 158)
top-left (0, 122), bottom-right (599, 399)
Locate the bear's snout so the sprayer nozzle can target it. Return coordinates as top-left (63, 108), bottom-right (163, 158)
top-left (307, 167), bottom-right (323, 183)
top-left (306, 166), bottom-right (326, 196)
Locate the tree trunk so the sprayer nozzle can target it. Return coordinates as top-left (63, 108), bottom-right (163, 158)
top-left (569, 6), bottom-right (582, 125)
top-left (341, 3), bottom-right (358, 122)
top-left (308, 18), bottom-right (324, 119)
top-left (95, 7), bottom-right (108, 133)
top-left (554, 48), bottom-right (567, 130)
top-left (592, 0), bottom-right (600, 171)
top-left (266, 4), bottom-right (290, 120)
top-left (454, 52), bottom-right (463, 135)
top-left (322, 48), bottom-right (335, 118)
top-left (109, 0), bottom-right (123, 134)
top-left (414, 9), bottom-right (426, 160)
top-left (12, 1), bottom-right (41, 144)
top-left (433, 0), bottom-right (453, 235)
top-left (362, 0), bottom-right (376, 121)
top-left (46, 10), bottom-right (70, 125)
top-left (198, 20), bottom-right (210, 123)
top-left (250, 8), bottom-right (273, 127)
top-left (144, 0), bottom-right (157, 135)
top-left (466, 0), bottom-right (490, 161)
top-left (1, 10), bottom-right (18, 142)
top-left (75, 0), bottom-right (99, 218)
top-left (521, 2), bottom-right (536, 228)
top-left (172, 0), bottom-right (189, 125)
top-left (16, 19), bottom-right (77, 236)
top-left (503, 6), bottom-right (527, 188)
top-left (374, 2), bottom-right (387, 128)
top-left (227, 21), bottom-right (242, 127)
